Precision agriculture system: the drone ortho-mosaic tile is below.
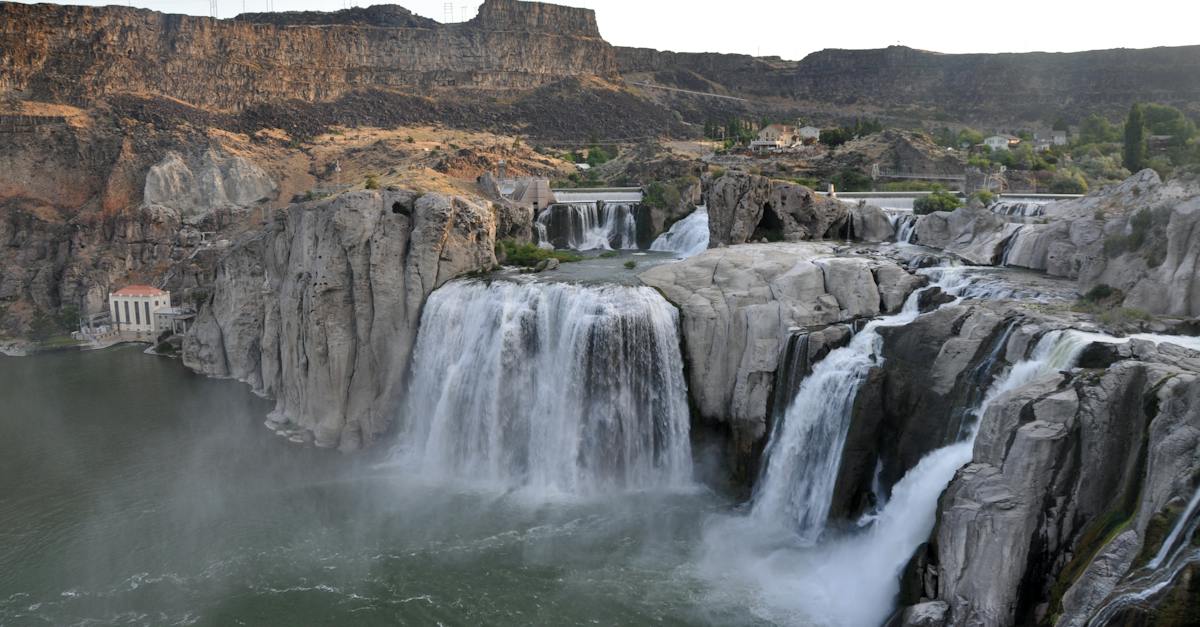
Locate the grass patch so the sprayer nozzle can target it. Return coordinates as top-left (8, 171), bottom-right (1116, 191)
top-left (495, 240), bottom-right (581, 268)
top-left (623, 260), bottom-right (637, 269)
top-left (598, 251), bottom-right (619, 258)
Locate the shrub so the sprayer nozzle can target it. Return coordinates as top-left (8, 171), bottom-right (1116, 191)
top-left (1048, 170), bottom-right (1088, 194)
top-left (599, 251), bottom-right (618, 258)
top-left (643, 181), bottom-right (683, 210)
top-left (495, 240), bottom-right (581, 267)
top-left (365, 175), bottom-right (380, 190)
top-left (913, 189), bottom-right (963, 215)
top-left (972, 190), bottom-right (995, 206)
top-left (624, 260), bottom-right (637, 269)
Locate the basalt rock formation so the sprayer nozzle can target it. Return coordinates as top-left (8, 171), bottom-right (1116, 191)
top-left (0, 0), bottom-right (616, 111)
top-left (183, 190), bottom-right (498, 450)
top-left (703, 172), bottom-right (895, 247)
top-left (639, 242), bottom-right (923, 478)
top-left (911, 170), bottom-right (1200, 318)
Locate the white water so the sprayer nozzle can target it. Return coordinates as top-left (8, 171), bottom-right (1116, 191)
top-left (535, 201), bottom-right (638, 250)
top-left (398, 279), bottom-right (692, 495)
top-left (885, 209), bottom-right (918, 244)
top-left (991, 198), bottom-right (1050, 217)
top-left (701, 311), bottom-right (1106, 625)
top-left (1086, 482), bottom-right (1200, 626)
top-left (650, 206), bottom-right (709, 258)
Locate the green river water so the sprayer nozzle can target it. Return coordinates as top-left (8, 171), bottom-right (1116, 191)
top-left (0, 347), bottom-right (771, 626)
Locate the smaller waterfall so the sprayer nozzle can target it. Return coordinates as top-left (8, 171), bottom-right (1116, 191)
top-left (750, 288), bottom-right (928, 540)
top-left (535, 201), bottom-right (638, 250)
top-left (886, 210), bottom-right (918, 244)
top-left (399, 279), bottom-right (692, 495)
top-left (650, 206), bottom-right (709, 258)
top-left (999, 224), bottom-right (1028, 266)
top-left (991, 199), bottom-right (1048, 217)
top-left (1086, 484), bottom-right (1200, 626)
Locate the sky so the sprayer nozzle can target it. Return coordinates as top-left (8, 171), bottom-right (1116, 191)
top-left (13, 0), bottom-right (1200, 60)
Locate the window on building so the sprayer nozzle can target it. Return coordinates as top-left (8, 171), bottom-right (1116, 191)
top-left (144, 302), bottom-right (151, 327)
top-left (124, 301), bottom-right (130, 326)
top-left (134, 301), bottom-right (141, 325)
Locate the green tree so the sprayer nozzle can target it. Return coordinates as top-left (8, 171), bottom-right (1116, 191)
top-left (1052, 117), bottom-right (1071, 132)
top-left (1142, 103), bottom-right (1197, 145)
top-left (1079, 114), bottom-right (1120, 144)
top-left (1124, 104), bottom-right (1148, 172)
top-left (913, 188), bottom-right (962, 215)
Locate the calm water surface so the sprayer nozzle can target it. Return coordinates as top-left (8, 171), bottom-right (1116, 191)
top-left (0, 347), bottom-right (766, 626)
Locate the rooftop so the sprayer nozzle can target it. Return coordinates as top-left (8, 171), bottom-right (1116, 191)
top-left (112, 284), bottom-right (167, 297)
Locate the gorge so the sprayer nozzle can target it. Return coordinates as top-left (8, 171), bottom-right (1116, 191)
top-left (3, 1), bottom-right (1200, 625)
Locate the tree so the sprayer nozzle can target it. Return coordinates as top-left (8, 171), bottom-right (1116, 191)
top-left (1052, 116), bottom-right (1071, 132)
top-left (1124, 104), bottom-right (1148, 172)
top-left (913, 188), bottom-right (962, 215)
top-left (1079, 114), bottom-right (1120, 145)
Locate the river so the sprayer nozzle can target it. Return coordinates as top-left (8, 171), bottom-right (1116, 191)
top-left (0, 346), bottom-right (766, 626)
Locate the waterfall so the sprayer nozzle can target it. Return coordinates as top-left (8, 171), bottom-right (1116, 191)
top-left (699, 301), bottom-right (1110, 624)
top-left (1086, 484), bottom-right (1200, 626)
top-left (535, 201), bottom-right (639, 250)
top-left (999, 224), bottom-right (1028, 266)
top-left (398, 279), bottom-right (692, 495)
top-left (650, 206), bottom-right (709, 258)
top-left (749, 288), bottom-right (928, 540)
top-left (991, 199), bottom-right (1048, 217)
top-left (886, 210), bottom-right (918, 244)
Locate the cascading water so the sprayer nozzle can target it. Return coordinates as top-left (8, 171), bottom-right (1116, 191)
top-left (700, 287), bottom-right (1110, 624)
top-left (885, 210), bottom-right (918, 244)
top-left (535, 201), bottom-right (638, 250)
top-left (991, 199), bottom-right (1049, 217)
top-left (650, 206), bottom-right (709, 258)
top-left (1085, 483), bottom-right (1200, 626)
top-left (398, 279), bottom-right (692, 495)
top-left (749, 286), bottom-right (929, 541)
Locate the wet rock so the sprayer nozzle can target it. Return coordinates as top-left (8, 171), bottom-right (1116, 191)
top-left (704, 172), bottom-right (848, 247)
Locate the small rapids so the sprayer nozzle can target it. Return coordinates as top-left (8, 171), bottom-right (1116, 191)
top-left (885, 209), bottom-right (918, 244)
top-left (397, 279), bottom-right (692, 495)
top-left (650, 206), bottom-right (710, 258)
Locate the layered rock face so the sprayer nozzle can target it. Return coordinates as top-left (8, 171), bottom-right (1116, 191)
top-left (617, 44), bottom-right (1200, 123)
top-left (639, 242), bottom-right (922, 477)
top-left (183, 191), bottom-right (498, 449)
top-left (703, 172), bottom-right (893, 247)
top-left (0, 0), bottom-right (616, 111)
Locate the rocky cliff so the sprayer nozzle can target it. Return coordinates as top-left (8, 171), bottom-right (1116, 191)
top-left (618, 44), bottom-right (1200, 124)
top-left (183, 190), bottom-right (499, 450)
top-left (0, 0), bottom-right (616, 111)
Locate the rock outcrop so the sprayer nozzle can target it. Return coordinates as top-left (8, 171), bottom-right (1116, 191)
top-left (704, 172), bottom-right (868, 246)
top-left (885, 333), bottom-right (1200, 626)
top-left (910, 170), bottom-right (1200, 318)
top-left (638, 242), bottom-right (922, 477)
top-left (183, 190), bottom-right (497, 450)
top-left (143, 150), bottom-right (276, 223)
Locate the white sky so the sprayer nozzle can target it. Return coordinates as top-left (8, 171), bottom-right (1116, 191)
top-left (13, 0), bottom-right (1200, 60)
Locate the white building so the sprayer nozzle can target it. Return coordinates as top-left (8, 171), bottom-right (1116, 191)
top-left (750, 124), bottom-right (795, 151)
top-left (797, 125), bottom-right (822, 141)
top-left (109, 285), bottom-right (171, 337)
top-left (984, 135), bottom-right (1018, 151)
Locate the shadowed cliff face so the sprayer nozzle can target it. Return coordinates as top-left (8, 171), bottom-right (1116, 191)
top-left (0, 0), bottom-right (617, 111)
top-left (617, 44), bottom-right (1200, 124)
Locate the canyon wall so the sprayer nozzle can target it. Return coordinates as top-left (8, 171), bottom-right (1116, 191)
top-left (0, 0), bottom-right (616, 111)
top-left (618, 44), bottom-right (1200, 124)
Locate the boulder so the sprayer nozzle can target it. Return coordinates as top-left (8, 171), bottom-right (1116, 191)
top-left (704, 172), bottom-right (848, 247)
